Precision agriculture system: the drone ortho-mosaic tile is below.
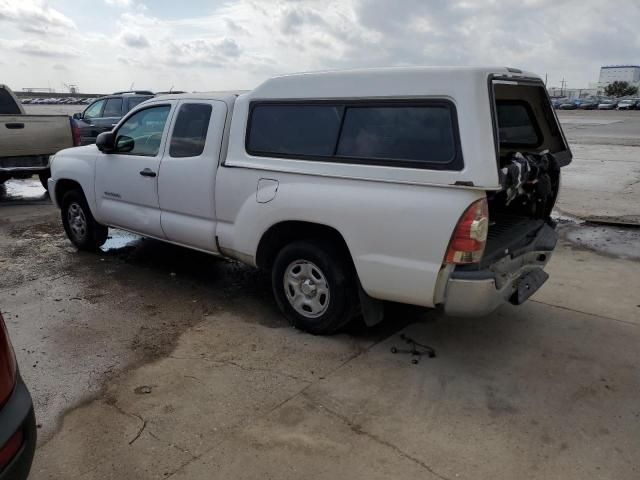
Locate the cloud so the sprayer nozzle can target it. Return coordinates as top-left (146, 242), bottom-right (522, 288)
top-left (105, 0), bottom-right (133, 7)
top-left (120, 31), bottom-right (150, 48)
top-left (0, 0), bottom-right (76, 34)
top-left (168, 38), bottom-right (242, 67)
top-left (4, 0), bottom-right (640, 93)
top-left (52, 63), bottom-right (68, 71)
top-left (280, 6), bottom-right (326, 35)
top-left (1, 39), bottom-right (84, 58)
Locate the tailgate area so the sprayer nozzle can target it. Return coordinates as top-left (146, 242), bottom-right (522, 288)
top-left (472, 213), bottom-right (554, 270)
top-left (442, 218), bottom-right (558, 317)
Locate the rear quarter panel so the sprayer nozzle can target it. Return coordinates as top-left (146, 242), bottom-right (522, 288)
top-left (216, 167), bottom-right (483, 307)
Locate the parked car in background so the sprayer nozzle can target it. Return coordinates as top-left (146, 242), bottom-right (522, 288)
top-left (616, 98), bottom-right (640, 110)
top-left (49, 66), bottom-right (572, 335)
top-left (558, 100), bottom-right (578, 110)
top-left (598, 100), bottom-right (618, 110)
top-left (577, 100), bottom-right (598, 110)
top-left (551, 98), bottom-right (567, 109)
top-left (73, 91), bottom-right (154, 145)
top-left (1, 84), bottom-right (80, 188)
top-left (0, 311), bottom-right (36, 480)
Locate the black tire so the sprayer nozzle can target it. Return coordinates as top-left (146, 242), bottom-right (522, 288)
top-left (61, 189), bottom-right (108, 251)
top-left (271, 240), bottom-right (357, 335)
top-left (38, 169), bottom-right (51, 190)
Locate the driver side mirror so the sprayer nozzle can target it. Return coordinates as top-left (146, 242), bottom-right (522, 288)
top-left (72, 112), bottom-right (83, 120)
top-left (96, 132), bottom-right (115, 153)
top-left (115, 135), bottom-right (135, 153)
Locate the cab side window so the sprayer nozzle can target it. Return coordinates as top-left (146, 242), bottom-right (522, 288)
top-left (169, 103), bottom-right (213, 158)
top-left (114, 105), bottom-right (171, 157)
top-left (0, 88), bottom-right (21, 115)
top-left (84, 100), bottom-right (105, 120)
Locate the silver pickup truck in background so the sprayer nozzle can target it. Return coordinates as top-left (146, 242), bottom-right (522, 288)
top-left (0, 84), bottom-right (79, 189)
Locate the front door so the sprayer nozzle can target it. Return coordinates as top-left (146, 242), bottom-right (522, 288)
top-left (95, 103), bottom-right (174, 238)
top-left (157, 100), bottom-right (227, 252)
top-left (78, 99), bottom-right (105, 144)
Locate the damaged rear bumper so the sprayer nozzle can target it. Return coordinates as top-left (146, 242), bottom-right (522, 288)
top-left (441, 223), bottom-right (557, 317)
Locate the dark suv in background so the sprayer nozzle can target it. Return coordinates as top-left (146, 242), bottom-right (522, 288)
top-left (73, 90), bottom-right (154, 145)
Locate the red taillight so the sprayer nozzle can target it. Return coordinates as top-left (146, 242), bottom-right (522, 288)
top-left (445, 198), bottom-right (489, 264)
top-left (0, 429), bottom-right (24, 470)
top-left (70, 118), bottom-right (81, 146)
top-left (0, 313), bottom-right (17, 408)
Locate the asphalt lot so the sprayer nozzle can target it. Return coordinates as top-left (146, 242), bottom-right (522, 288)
top-left (1, 109), bottom-right (639, 479)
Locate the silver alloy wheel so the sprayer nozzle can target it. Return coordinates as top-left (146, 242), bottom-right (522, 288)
top-left (283, 260), bottom-right (330, 318)
top-left (67, 202), bottom-right (87, 242)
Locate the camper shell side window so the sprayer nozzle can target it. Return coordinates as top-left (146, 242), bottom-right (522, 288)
top-left (246, 100), bottom-right (464, 171)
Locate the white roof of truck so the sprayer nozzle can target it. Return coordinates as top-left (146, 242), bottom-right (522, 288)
top-left (248, 66), bottom-right (541, 100)
top-left (152, 67), bottom-right (540, 104)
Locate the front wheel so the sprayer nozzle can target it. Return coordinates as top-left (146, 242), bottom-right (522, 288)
top-left (61, 189), bottom-right (108, 251)
top-left (271, 240), bottom-right (357, 335)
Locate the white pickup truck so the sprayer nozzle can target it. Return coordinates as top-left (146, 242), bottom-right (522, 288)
top-left (48, 67), bottom-right (571, 334)
top-left (0, 84), bottom-right (79, 188)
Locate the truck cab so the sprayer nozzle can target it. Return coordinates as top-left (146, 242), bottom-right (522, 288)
top-left (48, 67), bottom-right (571, 335)
top-left (0, 84), bottom-right (78, 188)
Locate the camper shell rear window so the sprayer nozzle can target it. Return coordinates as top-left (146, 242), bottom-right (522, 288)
top-left (491, 78), bottom-right (572, 166)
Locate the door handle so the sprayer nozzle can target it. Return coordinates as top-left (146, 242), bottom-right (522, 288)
top-left (139, 168), bottom-right (157, 178)
top-left (5, 122), bottom-right (24, 129)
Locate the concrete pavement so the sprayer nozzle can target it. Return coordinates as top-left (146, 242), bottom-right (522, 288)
top-left (29, 249), bottom-right (640, 479)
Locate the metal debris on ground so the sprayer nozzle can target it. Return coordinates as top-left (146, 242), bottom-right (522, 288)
top-left (390, 334), bottom-right (436, 364)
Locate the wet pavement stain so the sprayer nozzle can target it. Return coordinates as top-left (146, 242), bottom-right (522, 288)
top-left (0, 177), bottom-right (49, 204)
top-left (561, 224), bottom-right (640, 261)
top-left (552, 210), bottom-right (640, 262)
top-left (100, 229), bottom-right (142, 253)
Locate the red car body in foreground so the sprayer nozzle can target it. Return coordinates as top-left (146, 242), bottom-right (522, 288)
top-left (0, 312), bottom-right (36, 479)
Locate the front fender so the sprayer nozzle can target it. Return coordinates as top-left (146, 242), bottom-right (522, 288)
top-left (50, 145), bottom-right (99, 219)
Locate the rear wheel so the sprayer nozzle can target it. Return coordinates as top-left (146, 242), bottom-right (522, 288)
top-left (61, 189), bottom-right (108, 251)
top-left (271, 240), bottom-right (357, 335)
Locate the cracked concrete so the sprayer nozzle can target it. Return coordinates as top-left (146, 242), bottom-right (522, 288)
top-left (25, 281), bottom-right (640, 479)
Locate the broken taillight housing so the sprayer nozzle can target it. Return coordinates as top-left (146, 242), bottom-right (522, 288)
top-left (70, 118), bottom-right (81, 146)
top-left (445, 198), bottom-right (489, 264)
top-left (0, 312), bottom-right (17, 409)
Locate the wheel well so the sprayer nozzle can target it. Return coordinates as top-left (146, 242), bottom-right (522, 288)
top-left (255, 221), bottom-right (353, 269)
top-left (55, 179), bottom-right (83, 206)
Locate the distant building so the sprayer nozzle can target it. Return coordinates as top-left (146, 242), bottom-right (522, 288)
top-left (598, 65), bottom-right (640, 85)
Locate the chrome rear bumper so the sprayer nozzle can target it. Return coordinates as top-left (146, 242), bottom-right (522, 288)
top-left (442, 224), bottom-right (557, 317)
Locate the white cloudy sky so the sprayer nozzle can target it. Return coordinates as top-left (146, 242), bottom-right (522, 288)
top-left (1, 0), bottom-right (639, 94)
